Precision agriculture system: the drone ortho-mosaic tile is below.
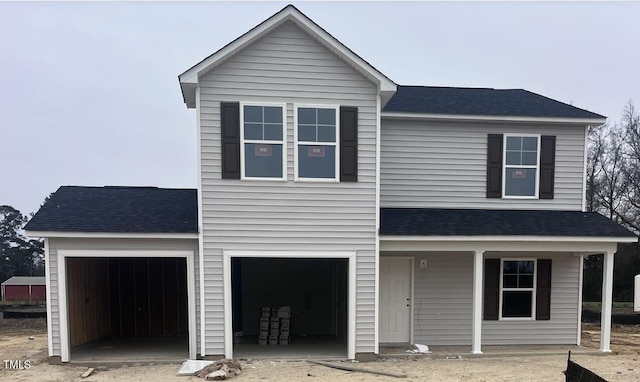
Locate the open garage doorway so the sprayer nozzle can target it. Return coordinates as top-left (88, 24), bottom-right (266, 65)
top-left (65, 257), bottom-right (190, 362)
top-left (231, 257), bottom-right (349, 359)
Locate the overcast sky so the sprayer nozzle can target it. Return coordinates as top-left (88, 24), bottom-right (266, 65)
top-left (1, 1), bottom-right (639, 216)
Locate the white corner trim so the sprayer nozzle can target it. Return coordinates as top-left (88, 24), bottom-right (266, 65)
top-left (374, 94), bottom-right (381, 354)
top-left (44, 238), bottom-right (53, 357)
top-left (56, 249), bottom-right (198, 361)
top-left (381, 111), bottom-right (606, 125)
top-left (222, 251), bottom-right (357, 359)
top-left (25, 231), bottom-right (199, 240)
top-left (197, 86), bottom-right (207, 357)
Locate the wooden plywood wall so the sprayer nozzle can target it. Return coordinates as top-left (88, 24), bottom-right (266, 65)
top-left (110, 258), bottom-right (188, 337)
top-left (67, 258), bottom-right (111, 348)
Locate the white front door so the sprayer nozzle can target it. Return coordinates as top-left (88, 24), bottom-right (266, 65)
top-left (379, 257), bottom-right (412, 343)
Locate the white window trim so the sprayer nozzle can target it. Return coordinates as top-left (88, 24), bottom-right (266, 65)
top-left (502, 134), bottom-right (541, 199)
top-left (239, 102), bottom-right (287, 181)
top-left (294, 104), bottom-right (340, 182)
top-left (498, 258), bottom-right (537, 321)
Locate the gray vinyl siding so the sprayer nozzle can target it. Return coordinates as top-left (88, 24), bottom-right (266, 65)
top-left (380, 119), bottom-right (586, 210)
top-left (483, 252), bottom-right (580, 345)
top-left (46, 238), bottom-right (199, 358)
top-left (199, 20), bottom-right (378, 355)
top-left (410, 252), bottom-right (474, 345)
top-left (382, 252), bottom-right (580, 346)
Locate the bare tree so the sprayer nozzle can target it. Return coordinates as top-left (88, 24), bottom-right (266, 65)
top-left (586, 123), bottom-right (608, 213)
top-left (587, 122), bottom-right (627, 220)
top-left (619, 101), bottom-right (640, 232)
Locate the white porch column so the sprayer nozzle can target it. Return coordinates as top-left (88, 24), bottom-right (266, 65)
top-left (600, 251), bottom-right (615, 352)
top-left (471, 250), bottom-right (484, 354)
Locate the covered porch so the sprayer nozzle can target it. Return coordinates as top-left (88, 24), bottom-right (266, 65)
top-left (378, 208), bottom-right (637, 355)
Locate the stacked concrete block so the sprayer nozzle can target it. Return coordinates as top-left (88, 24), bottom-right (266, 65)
top-left (277, 306), bottom-right (290, 345)
top-left (258, 307), bottom-right (270, 345)
top-left (258, 306), bottom-right (291, 345)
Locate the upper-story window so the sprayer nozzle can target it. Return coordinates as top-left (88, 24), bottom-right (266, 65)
top-left (241, 104), bottom-right (286, 180)
top-left (487, 133), bottom-right (556, 200)
top-left (503, 135), bottom-right (540, 198)
top-left (295, 106), bottom-right (340, 181)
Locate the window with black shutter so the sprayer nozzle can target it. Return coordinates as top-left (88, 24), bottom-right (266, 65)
top-left (340, 107), bottom-right (358, 182)
top-left (483, 258), bottom-right (552, 321)
top-left (221, 102), bottom-right (241, 179)
top-left (486, 134), bottom-right (556, 199)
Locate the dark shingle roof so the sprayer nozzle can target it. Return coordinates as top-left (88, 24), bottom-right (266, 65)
top-left (383, 86), bottom-right (605, 119)
top-left (380, 208), bottom-right (636, 238)
top-left (24, 186), bottom-right (197, 234)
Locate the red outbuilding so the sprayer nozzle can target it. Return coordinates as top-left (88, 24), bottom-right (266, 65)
top-left (1, 276), bottom-right (46, 302)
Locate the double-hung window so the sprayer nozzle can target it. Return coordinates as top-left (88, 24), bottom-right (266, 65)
top-left (241, 104), bottom-right (286, 180)
top-left (500, 259), bottom-right (536, 319)
top-left (295, 106), bottom-right (339, 181)
top-left (503, 135), bottom-right (540, 198)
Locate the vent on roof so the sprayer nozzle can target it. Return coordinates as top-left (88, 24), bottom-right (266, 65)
top-left (103, 186), bottom-right (159, 189)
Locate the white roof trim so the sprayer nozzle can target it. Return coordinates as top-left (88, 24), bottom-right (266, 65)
top-left (382, 111), bottom-right (606, 125)
top-left (25, 231), bottom-right (199, 240)
top-left (179, 5), bottom-right (396, 108)
top-left (1, 276), bottom-right (46, 286)
top-left (380, 235), bottom-right (637, 243)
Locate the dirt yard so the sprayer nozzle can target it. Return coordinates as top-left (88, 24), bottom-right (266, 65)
top-left (1, 319), bottom-right (640, 381)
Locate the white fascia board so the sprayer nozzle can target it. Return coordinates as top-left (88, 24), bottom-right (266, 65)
top-left (178, 5), bottom-right (396, 108)
top-left (379, 235), bottom-right (637, 243)
top-left (381, 111), bottom-right (606, 126)
top-left (25, 231), bottom-right (199, 240)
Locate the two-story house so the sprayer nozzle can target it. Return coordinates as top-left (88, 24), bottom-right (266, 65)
top-left (25, 5), bottom-right (636, 363)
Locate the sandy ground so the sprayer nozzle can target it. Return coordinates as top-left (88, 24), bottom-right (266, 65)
top-left (1, 319), bottom-right (640, 381)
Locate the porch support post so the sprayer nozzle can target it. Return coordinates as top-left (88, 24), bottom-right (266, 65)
top-left (600, 251), bottom-right (615, 352)
top-left (471, 250), bottom-right (484, 354)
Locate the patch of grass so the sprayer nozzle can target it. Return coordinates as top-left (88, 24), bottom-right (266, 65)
top-left (583, 302), bottom-right (634, 309)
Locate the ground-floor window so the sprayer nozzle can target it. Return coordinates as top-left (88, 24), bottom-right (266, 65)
top-left (500, 259), bottom-right (535, 319)
top-left (484, 257), bottom-right (552, 321)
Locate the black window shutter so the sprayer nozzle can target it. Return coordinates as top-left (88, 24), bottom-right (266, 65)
top-left (539, 136), bottom-right (556, 199)
top-left (340, 106), bottom-right (358, 182)
top-left (486, 134), bottom-right (503, 198)
top-left (221, 102), bottom-right (240, 179)
top-left (483, 259), bottom-right (500, 320)
top-left (536, 259), bottom-right (552, 320)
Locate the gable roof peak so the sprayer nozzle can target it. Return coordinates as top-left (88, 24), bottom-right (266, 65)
top-left (178, 4), bottom-right (396, 108)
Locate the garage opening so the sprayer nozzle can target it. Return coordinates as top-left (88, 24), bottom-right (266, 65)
top-left (232, 258), bottom-right (348, 358)
top-left (66, 257), bottom-right (189, 362)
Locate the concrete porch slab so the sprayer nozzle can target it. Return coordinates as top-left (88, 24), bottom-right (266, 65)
top-left (379, 344), bottom-right (610, 359)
